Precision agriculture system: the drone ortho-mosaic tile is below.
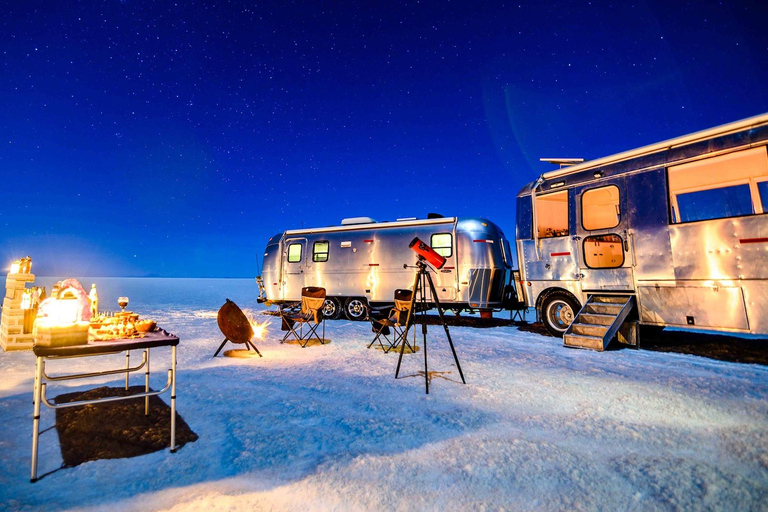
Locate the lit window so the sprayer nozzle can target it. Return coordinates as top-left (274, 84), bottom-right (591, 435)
top-left (287, 243), bottom-right (302, 263)
top-left (668, 147), bottom-right (768, 223)
top-left (583, 234), bottom-right (624, 268)
top-left (582, 185), bottom-right (620, 230)
top-left (430, 233), bottom-right (453, 257)
top-left (535, 190), bottom-right (569, 238)
top-left (313, 241), bottom-right (329, 262)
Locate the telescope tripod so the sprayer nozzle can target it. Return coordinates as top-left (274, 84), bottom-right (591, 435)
top-left (395, 258), bottom-right (466, 394)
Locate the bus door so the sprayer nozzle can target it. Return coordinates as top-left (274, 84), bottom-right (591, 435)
top-left (574, 177), bottom-right (635, 292)
top-left (282, 238), bottom-right (307, 300)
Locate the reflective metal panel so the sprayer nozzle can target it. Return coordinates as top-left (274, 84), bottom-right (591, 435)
top-left (637, 285), bottom-right (748, 330)
top-left (467, 268), bottom-right (506, 308)
top-left (520, 237), bottom-right (580, 282)
top-left (581, 268), bottom-right (635, 291)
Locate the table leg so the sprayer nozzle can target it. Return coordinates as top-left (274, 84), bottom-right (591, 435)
top-left (144, 348), bottom-right (150, 415)
top-left (33, 357), bottom-right (38, 405)
top-left (31, 356), bottom-right (44, 483)
top-left (170, 345), bottom-right (176, 453)
top-left (125, 350), bottom-right (130, 390)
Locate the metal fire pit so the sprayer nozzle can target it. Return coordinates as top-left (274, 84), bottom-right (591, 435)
top-left (213, 299), bottom-right (262, 357)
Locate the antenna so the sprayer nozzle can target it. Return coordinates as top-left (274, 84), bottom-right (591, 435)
top-left (539, 158), bottom-right (584, 169)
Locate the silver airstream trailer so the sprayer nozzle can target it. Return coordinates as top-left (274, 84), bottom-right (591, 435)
top-left (516, 112), bottom-right (768, 350)
top-left (259, 215), bottom-right (516, 320)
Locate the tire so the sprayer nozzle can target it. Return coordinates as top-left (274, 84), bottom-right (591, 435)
top-left (344, 297), bottom-right (368, 321)
top-left (322, 297), bottom-right (342, 320)
top-left (540, 291), bottom-right (580, 338)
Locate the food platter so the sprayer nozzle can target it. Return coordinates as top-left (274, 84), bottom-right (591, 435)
top-left (89, 313), bottom-right (157, 342)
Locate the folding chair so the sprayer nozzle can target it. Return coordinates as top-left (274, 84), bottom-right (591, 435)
top-left (281, 287), bottom-right (326, 348)
top-left (368, 289), bottom-right (415, 353)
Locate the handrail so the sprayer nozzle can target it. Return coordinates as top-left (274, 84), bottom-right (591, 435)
top-left (530, 175), bottom-right (545, 261)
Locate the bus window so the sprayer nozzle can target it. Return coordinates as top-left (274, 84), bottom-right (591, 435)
top-left (430, 233), bottom-right (453, 257)
top-left (535, 190), bottom-right (569, 238)
top-left (582, 185), bottom-right (620, 230)
top-left (675, 185), bottom-right (752, 222)
top-left (668, 146), bottom-right (768, 223)
top-left (757, 181), bottom-right (768, 212)
top-left (583, 234), bottom-right (624, 268)
top-left (287, 243), bottom-right (303, 263)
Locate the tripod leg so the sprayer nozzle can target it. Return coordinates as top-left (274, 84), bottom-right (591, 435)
top-left (425, 272), bottom-right (466, 384)
top-left (396, 267), bottom-right (422, 379)
top-left (421, 271), bottom-right (429, 394)
top-left (213, 338), bottom-right (229, 357)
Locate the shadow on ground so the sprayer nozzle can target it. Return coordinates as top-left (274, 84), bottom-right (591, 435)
top-left (520, 322), bottom-right (768, 366)
top-left (55, 385), bottom-right (198, 467)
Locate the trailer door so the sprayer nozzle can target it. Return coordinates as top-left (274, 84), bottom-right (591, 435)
top-left (282, 237), bottom-right (307, 300)
top-left (575, 177), bottom-right (635, 291)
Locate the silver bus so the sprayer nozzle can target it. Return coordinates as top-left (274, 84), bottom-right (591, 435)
top-left (259, 215), bottom-right (516, 320)
top-left (516, 113), bottom-right (768, 350)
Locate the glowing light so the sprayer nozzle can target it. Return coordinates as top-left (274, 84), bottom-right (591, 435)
top-left (47, 298), bottom-right (80, 324)
top-left (9, 261), bottom-right (20, 274)
top-left (250, 319), bottom-right (269, 340)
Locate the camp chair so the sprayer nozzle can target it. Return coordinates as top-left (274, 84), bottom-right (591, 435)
top-left (368, 289), bottom-right (415, 353)
top-left (281, 287), bottom-right (326, 348)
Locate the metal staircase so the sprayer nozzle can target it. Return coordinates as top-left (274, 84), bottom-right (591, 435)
top-left (563, 295), bottom-right (636, 351)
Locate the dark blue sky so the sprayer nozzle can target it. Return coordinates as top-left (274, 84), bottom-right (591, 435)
top-left (2, 1), bottom-right (767, 277)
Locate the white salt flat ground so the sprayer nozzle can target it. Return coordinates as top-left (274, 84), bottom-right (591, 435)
top-left (1, 278), bottom-right (767, 511)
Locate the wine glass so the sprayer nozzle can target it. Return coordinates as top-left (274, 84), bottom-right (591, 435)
top-left (118, 296), bottom-right (129, 312)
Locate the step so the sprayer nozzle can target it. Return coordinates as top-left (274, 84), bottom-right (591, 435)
top-left (563, 333), bottom-right (604, 350)
top-left (578, 312), bottom-right (615, 326)
top-left (584, 302), bottom-right (623, 315)
top-left (590, 296), bottom-right (631, 305)
top-left (571, 322), bottom-right (609, 337)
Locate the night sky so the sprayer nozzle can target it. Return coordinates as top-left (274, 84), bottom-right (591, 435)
top-left (2, 1), bottom-right (767, 277)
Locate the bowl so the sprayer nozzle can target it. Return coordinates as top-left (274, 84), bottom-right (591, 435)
top-left (135, 320), bottom-right (156, 333)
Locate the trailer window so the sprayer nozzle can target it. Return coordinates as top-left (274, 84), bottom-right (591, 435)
top-left (430, 233), bottom-right (453, 257)
top-left (668, 147), bottom-right (768, 223)
top-left (312, 241), bottom-right (329, 262)
top-left (287, 243), bottom-right (302, 263)
top-left (583, 234), bottom-right (624, 268)
top-left (582, 185), bottom-right (620, 230)
top-left (535, 190), bottom-right (569, 238)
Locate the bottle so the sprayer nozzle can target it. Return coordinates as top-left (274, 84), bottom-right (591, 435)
top-left (89, 284), bottom-right (99, 318)
top-left (20, 289), bottom-right (32, 309)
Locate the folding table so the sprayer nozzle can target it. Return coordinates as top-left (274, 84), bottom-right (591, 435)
top-left (30, 329), bottom-right (179, 482)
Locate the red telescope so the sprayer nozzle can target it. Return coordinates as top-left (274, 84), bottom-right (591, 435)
top-left (409, 237), bottom-right (446, 269)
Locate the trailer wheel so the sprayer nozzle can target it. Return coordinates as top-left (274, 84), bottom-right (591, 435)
top-left (344, 297), bottom-right (368, 321)
top-left (322, 297), bottom-right (342, 320)
top-left (540, 291), bottom-right (580, 338)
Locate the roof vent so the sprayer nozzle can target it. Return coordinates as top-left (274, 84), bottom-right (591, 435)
top-left (427, 213), bottom-right (444, 219)
top-left (341, 216), bottom-right (377, 225)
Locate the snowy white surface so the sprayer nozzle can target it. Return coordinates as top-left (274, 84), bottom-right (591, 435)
top-left (1, 278), bottom-right (767, 511)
